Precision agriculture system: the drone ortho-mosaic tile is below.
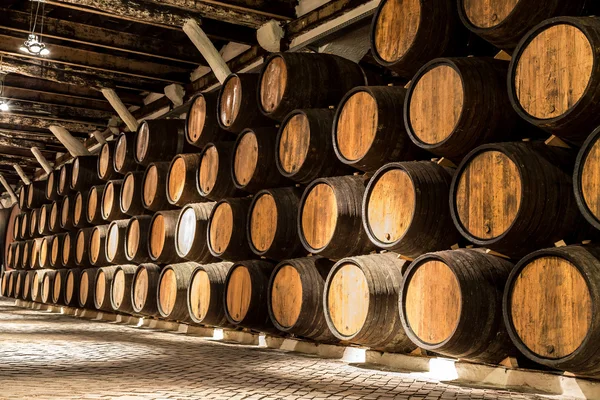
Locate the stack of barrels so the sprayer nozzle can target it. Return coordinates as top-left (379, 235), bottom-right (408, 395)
top-left (6, 0), bottom-right (600, 379)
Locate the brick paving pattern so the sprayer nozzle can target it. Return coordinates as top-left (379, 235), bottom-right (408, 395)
top-left (0, 299), bottom-right (556, 399)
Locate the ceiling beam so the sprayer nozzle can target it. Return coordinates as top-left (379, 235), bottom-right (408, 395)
top-left (0, 127), bottom-right (65, 146)
top-left (0, 114), bottom-right (103, 135)
top-left (3, 85), bottom-right (115, 113)
top-left (0, 144), bottom-right (55, 161)
top-left (4, 100), bottom-right (112, 124)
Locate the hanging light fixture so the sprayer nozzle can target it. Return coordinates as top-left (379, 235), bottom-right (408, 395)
top-left (20, 1), bottom-right (50, 56)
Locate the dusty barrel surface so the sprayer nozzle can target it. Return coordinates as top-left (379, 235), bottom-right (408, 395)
top-left (58, 163), bottom-right (73, 196)
top-left (125, 215), bottom-right (152, 264)
top-left (110, 264), bottom-right (138, 314)
top-left (86, 185), bottom-right (105, 225)
top-left (268, 257), bottom-right (336, 341)
top-left (223, 260), bottom-right (277, 332)
top-left (64, 269), bottom-right (81, 307)
top-left (120, 171), bottom-right (148, 217)
top-left (324, 253), bottom-right (415, 352)
top-left (41, 269), bottom-right (56, 304)
top-left (149, 210), bottom-right (184, 264)
top-left (167, 153), bottom-right (204, 206)
top-left (73, 191), bottom-right (90, 228)
top-left (508, 17), bottom-right (600, 143)
top-left (106, 219), bottom-right (129, 265)
top-left (142, 162), bottom-right (177, 212)
top-left (52, 269), bottom-right (69, 305)
top-left (94, 266), bottom-right (119, 311)
top-left (503, 245), bottom-right (600, 376)
top-left (175, 203), bottom-right (218, 263)
top-left (131, 263), bottom-right (162, 316)
top-left (98, 141), bottom-right (119, 181)
top-left (186, 92), bottom-right (231, 149)
top-left (57, 232), bottom-right (77, 268)
top-left (187, 261), bottom-right (233, 326)
top-left (78, 268), bottom-right (97, 309)
top-left (27, 180), bottom-right (47, 209)
top-left (450, 142), bottom-right (593, 257)
top-left (276, 109), bottom-right (353, 185)
top-left (197, 141), bottom-right (240, 201)
top-left (157, 262), bottom-right (197, 322)
top-left (60, 195), bottom-right (77, 231)
top-left (400, 249), bottom-right (516, 363)
top-left (46, 170), bottom-right (60, 201)
top-left (75, 228), bottom-right (93, 267)
top-left (135, 119), bottom-right (194, 166)
top-left (247, 187), bottom-right (304, 260)
top-left (71, 156), bottom-right (103, 191)
top-left (90, 225), bottom-right (109, 267)
top-left (258, 52), bottom-right (367, 121)
top-left (113, 132), bottom-right (139, 174)
top-left (207, 198), bottom-right (255, 262)
top-left (363, 161), bottom-right (461, 257)
top-left (574, 126), bottom-right (600, 230)
top-left (101, 180), bottom-right (128, 221)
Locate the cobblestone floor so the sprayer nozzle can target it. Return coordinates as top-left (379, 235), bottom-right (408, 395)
top-left (0, 298), bottom-right (556, 399)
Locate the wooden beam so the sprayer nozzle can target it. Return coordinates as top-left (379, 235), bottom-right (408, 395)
top-left (5, 99), bottom-right (112, 124)
top-left (49, 126), bottom-right (92, 157)
top-left (0, 174), bottom-right (18, 204)
top-left (0, 128), bottom-right (63, 146)
top-left (13, 165), bottom-right (31, 185)
top-left (0, 113), bottom-right (103, 135)
top-left (101, 89), bottom-right (139, 132)
top-left (4, 85), bottom-right (114, 113)
top-left (31, 147), bottom-right (54, 175)
top-left (183, 19), bottom-right (232, 84)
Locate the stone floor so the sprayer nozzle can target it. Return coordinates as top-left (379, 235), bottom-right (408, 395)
top-left (0, 298), bottom-right (556, 399)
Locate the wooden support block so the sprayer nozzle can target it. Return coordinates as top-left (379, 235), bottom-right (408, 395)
top-left (582, 240), bottom-right (592, 245)
top-left (437, 157), bottom-right (457, 168)
top-left (101, 88), bottom-right (140, 132)
top-left (49, 126), bottom-right (92, 157)
top-left (257, 20), bottom-right (285, 53)
top-left (31, 147), bottom-right (54, 175)
top-left (450, 243), bottom-right (460, 250)
top-left (397, 254), bottom-right (414, 262)
top-left (545, 134), bottom-right (571, 149)
top-left (12, 164), bottom-right (31, 185)
top-left (410, 347), bottom-right (427, 356)
top-left (183, 19), bottom-right (232, 84)
top-left (499, 356), bottom-right (519, 368)
top-left (91, 130), bottom-right (107, 146)
top-left (555, 240), bottom-right (567, 247)
top-left (494, 50), bottom-right (512, 61)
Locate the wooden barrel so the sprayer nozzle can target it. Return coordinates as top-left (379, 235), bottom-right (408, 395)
top-left (185, 92), bottom-right (231, 149)
top-left (21, 240), bottom-right (32, 269)
top-left (58, 163), bottom-right (73, 196)
top-left (57, 232), bottom-right (77, 268)
top-left (60, 195), bottom-right (76, 231)
top-left (247, 187), bottom-right (304, 260)
top-left (27, 180), bottom-right (47, 209)
top-left (49, 233), bottom-right (63, 268)
top-left (1, 271), bottom-right (11, 297)
top-left (75, 228), bottom-right (93, 267)
top-left (157, 262), bottom-right (197, 322)
top-left (38, 204), bottom-right (52, 235)
top-left (31, 270), bottom-right (43, 302)
top-left (52, 268), bottom-right (69, 305)
top-left (64, 268), bottom-right (81, 307)
top-left (18, 185), bottom-right (28, 211)
top-left (142, 162), bottom-right (177, 212)
top-left (20, 212), bottom-right (29, 239)
top-left (71, 155), bottom-right (103, 191)
top-left (22, 271), bottom-right (34, 300)
top-left (86, 185), bottom-right (105, 225)
top-left (120, 171), bottom-right (148, 216)
top-left (13, 213), bottom-right (21, 240)
top-left (187, 261), bottom-right (233, 326)
top-left (131, 263), bottom-right (162, 316)
top-left (503, 245), bottom-right (600, 376)
top-left (98, 141), bottom-right (119, 181)
top-left (39, 235), bottom-right (53, 269)
top-left (363, 161), bottom-right (461, 257)
top-left (207, 198), bottom-right (255, 261)
top-left (106, 219), bottom-right (129, 265)
top-left (101, 180), bottom-right (128, 221)
top-left (90, 225), bottom-right (109, 267)
top-left (41, 269), bottom-right (56, 303)
top-left (45, 170), bottom-right (60, 201)
top-left (299, 175), bottom-right (374, 259)
top-left (400, 249), bottom-right (516, 363)
top-left (125, 216), bottom-right (152, 264)
top-left (450, 142), bottom-right (593, 258)
top-left (29, 238), bottom-right (43, 270)
top-left (268, 257), bottom-right (336, 341)
top-left (113, 132), bottom-right (140, 174)
top-left (175, 203), bottom-right (218, 263)
top-left (110, 264), bottom-right (138, 314)
top-left (13, 242), bottom-right (22, 270)
top-left (78, 268), bottom-right (97, 308)
top-left (94, 265), bottom-right (118, 311)
top-left (8, 270), bottom-right (17, 297)
top-left (167, 153), bottom-right (204, 206)
top-left (48, 201), bottom-right (61, 233)
top-left (135, 119), bottom-right (194, 166)
top-left (223, 260), bottom-right (277, 332)
top-left (28, 208), bottom-right (38, 238)
top-left (405, 58), bottom-right (534, 160)
top-left (217, 73), bottom-right (273, 133)
top-left (324, 253), bottom-right (415, 351)
top-left (574, 126), bottom-right (600, 231)
top-left (14, 270), bottom-right (25, 300)
top-left (149, 210), bottom-right (184, 264)
top-left (276, 109), bottom-right (353, 184)
top-left (6, 242), bottom-right (15, 269)
top-left (508, 17), bottom-right (600, 143)
top-left (73, 191), bottom-right (90, 228)
top-left (258, 52), bottom-right (367, 121)
top-left (197, 141), bottom-right (240, 201)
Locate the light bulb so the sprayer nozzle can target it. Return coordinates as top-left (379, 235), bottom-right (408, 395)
top-left (40, 48), bottom-right (50, 56)
top-left (0, 103), bottom-right (9, 112)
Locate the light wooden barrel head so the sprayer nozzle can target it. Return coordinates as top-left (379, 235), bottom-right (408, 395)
top-left (27, 183), bottom-right (34, 205)
top-left (143, 165), bottom-right (158, 206)
top-left (301, 183), bottom-right (337, 250)
top-left (22, 242), bottom-right (30, 266)
top-left (188, 96), bottom-right (207, 142)
top-left (31, 241), bottom-right (40, 268)
top-left (63, 234), bottom-right (71, 265)
top-left (133, 268), bottom-right (148, 311)
top-left (112, 269), bottom-right (125, 308)
top-left (271, 265), bottom-right (303, 328)
top-left (219, 76), bottom-right (242, 127)
top-left (40, 238), bottom-right (49, 265)
top-left (189, 270), bottom-right (211, 321)
top-left (74, 193), bottom-right (83, 224)
top-left (327, 263), bottom-right (369, 336)
top-left (226, 265), bottom-right (252, 322)
top-left (39, 206), bottom-right (47, 230)
top-left (336, 91), bottom-right (378, 161)
top-left (250, 193), bottom-right (278, 252)
top-left (511, 256), bottom-right (592, 359)
top-left (95, 270), bottom-right (106, 306)
top-left (150, 214), bottom-right (166, 259)
top-left (405, 260), bottom-right (461, 344)
top-left (88, 188), bottom-right (98, 220)
top-left (279, 113), bottom-right (310, 174)
top-left (53, 272), bottom-right (62, 302)
top-left (176, 207), bottom-right (197, 257)
top-left (159, 268), bottom-right (177, 315)
top-left (102, 183), bottom-right (115, 218)
top-left (373, 0), bottom-right (421, 62)
top-left (136, 122), bottom-right (150, 161)
top-left (463, 0), bottom-right (520, 28)
top-left (127, 219), bottom-right (140, 259)
top-left (367, 168), bottom-right (415, 243)
top-left (21, 215), bottom-right (28, 236)
top-left (15, 274), bottom-right (22, 297)
top-left (581, 138), bottom-right (600, 222)
top-left (59, 167), bottom-right (68, 192)
top-left (260, 56), bottom-right (287, 113)
top-left (107, 223), bottom-right (119, 261)
top-left (61, 197), bottom-right (70, 226)
top-left (234, 131), bottom-right (258, 186)
top-left (199, 145), bottom-right (218, 195)
top-left (90, 228), bottom-right (102, 263)
top-left (515, 24), bottom-right (593, 119)
top-left (71, 158), bottom-right (80, 187)
top-left (65, 271), bottom-right (75, 304)
top-left (168, 157), bottom-right (186, 202)
top-left (99, 143), bottom-right (111, 177)
top-left (23, 274), bottom-right (30, 298)
top-left (46, 173), bottom-right (54, 198)
top-left (455, 151), bottom-right (522, 239)
top-left (209, 203), bottom-right (233, 255)
top-left (51, 236), bottom-right (60, 265)
top-left (122, 174), bottom-right (135, 211)
top-left (79, 272), bottom-right (89, 305)
top-left (32, 273), bottom-right (40, 299)
top-left (30, 211), bottom-right (38, 233)
top-left (42, 275), bottom-right (50, 302)
top-left (409, 65), bottom-right (464, 144)
top-left (114, 135), bottom-right (127, 170)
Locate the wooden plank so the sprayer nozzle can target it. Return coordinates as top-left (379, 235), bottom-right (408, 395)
top-left (5, 99), bottom-right (112, 123)
top-left (0, 114), bottom-right (102, 135)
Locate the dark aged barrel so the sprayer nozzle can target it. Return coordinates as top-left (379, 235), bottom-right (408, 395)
top-left (217, 73), bottom-right (273, 133)
top-left (27, 180), bottom-right (47, 209)
top-left (21, 240), bottom-right (32, 269)
top-left (157, 262), bottom-right (197, 322)
top-left (64, 269), bottom-right (80, 307)
top-left (8, 271), bottom-right (17, 298)
top-left (363, 161), bottom-right (461, 257)
top-left (224, 260), bottom-right (277, 332)
top-left (131, 263), bottom-right (162, 316)
top-left (197, 141), bottom-right (240, 201)
top-left (14, 271), bottom-right (25, 300)
top-left (6, 243), bottom-right (15, 269)
top-left (258, 53), bottom-right (367, 121)
top-left (247, 188), bottom-right (304, 260)
top-left (268, 257), bottom-right (336, 341)
top-left (23, 271), bottom-right (34, 300)
top-left (60, 195), bottom-right (76, 231)
top-left (110, 264), bottom-right (138, 314)
top-left (90, 225), bottom-right (109, 267)
top-left (98, 141), bottom-right (119, 181)
top-left (503, 245), bottom-right (600, 376)
top-left (94, 266), bottom-right (118, 312)
top-left (73, 191), bottom-right (90, 228)
top-left (186, 92), bottom-right (232, 149)
top-left (508, 17), bottom-right (600, 143)
top-left (333, 86), bottom-right (424, 172)
top-left (276, 109), bottom-right (353, 184)
top-left (175, 203), bottom-right (218, 263)
top-left (106, 220), bottom-right (129, 265)
top-left (78, 268), bottom-right (97, 308)
top-left (125, 216), bottom-right (152, 264)
top-left (13, 242), bottom-right (23, 270)
top-left (48, 201), bottom-right (61, 233)
top-left (187, 261), bottom-right (233, 326)
top-left (31, 270), bottom-right (43, 302)
top-left (324, 253), bottom-right (415, 351)
top-left (75, 228), bottom-right (93, 267)
top-left (45, 170), bottom-right (60, 201)
top-left (574, 127), bottom-right (600, 230)
top-left (450, 142), bottom-right (594, 258)
top-left (135, 119), bottom-right (195, 166)
top-left (400, 249), bottom-right (516, 363)
top-left (28, 208), bottom-right (39, 238)
top-left (39, 235), bottom-right (53, 269)
top-left (29, 238), bottom-right (43, 270)
top-left (142, 162), bottom-right (177, 212)
top-left (405, 58), bottom-right (535, 160)
top-left (52, 269), bottom-right (69, 305)
top-left (114, 132), bottom-right (139, 174)
top-left (120, 171), bottom-right (148, 217)
top-left (101, 180), bottom-right (128, 221)
top-left (58, 163), bottom-right (73, 196)
top-left (38, 204), bottom-right (52, 235)
top-left (207, 198), bottom-right (255, 261)
top-left (299, 175), bottom-right (374, 259)
top-left (86, 185), bottom-right (105, 225)
top-left (232, 128), bottom-right (290, 193)
top-left (167, 153), bottom-right (204, 206)
top-left (58, 232), bottom-right (77, 268)
top-left (71, 156), bottom-right (103, 190)
top-left (149, 210), bottom-right (184, 264)
top-left (1, 271), bottom-right (11, 297)
top-left (41, 269), bottom-right (56, 304)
